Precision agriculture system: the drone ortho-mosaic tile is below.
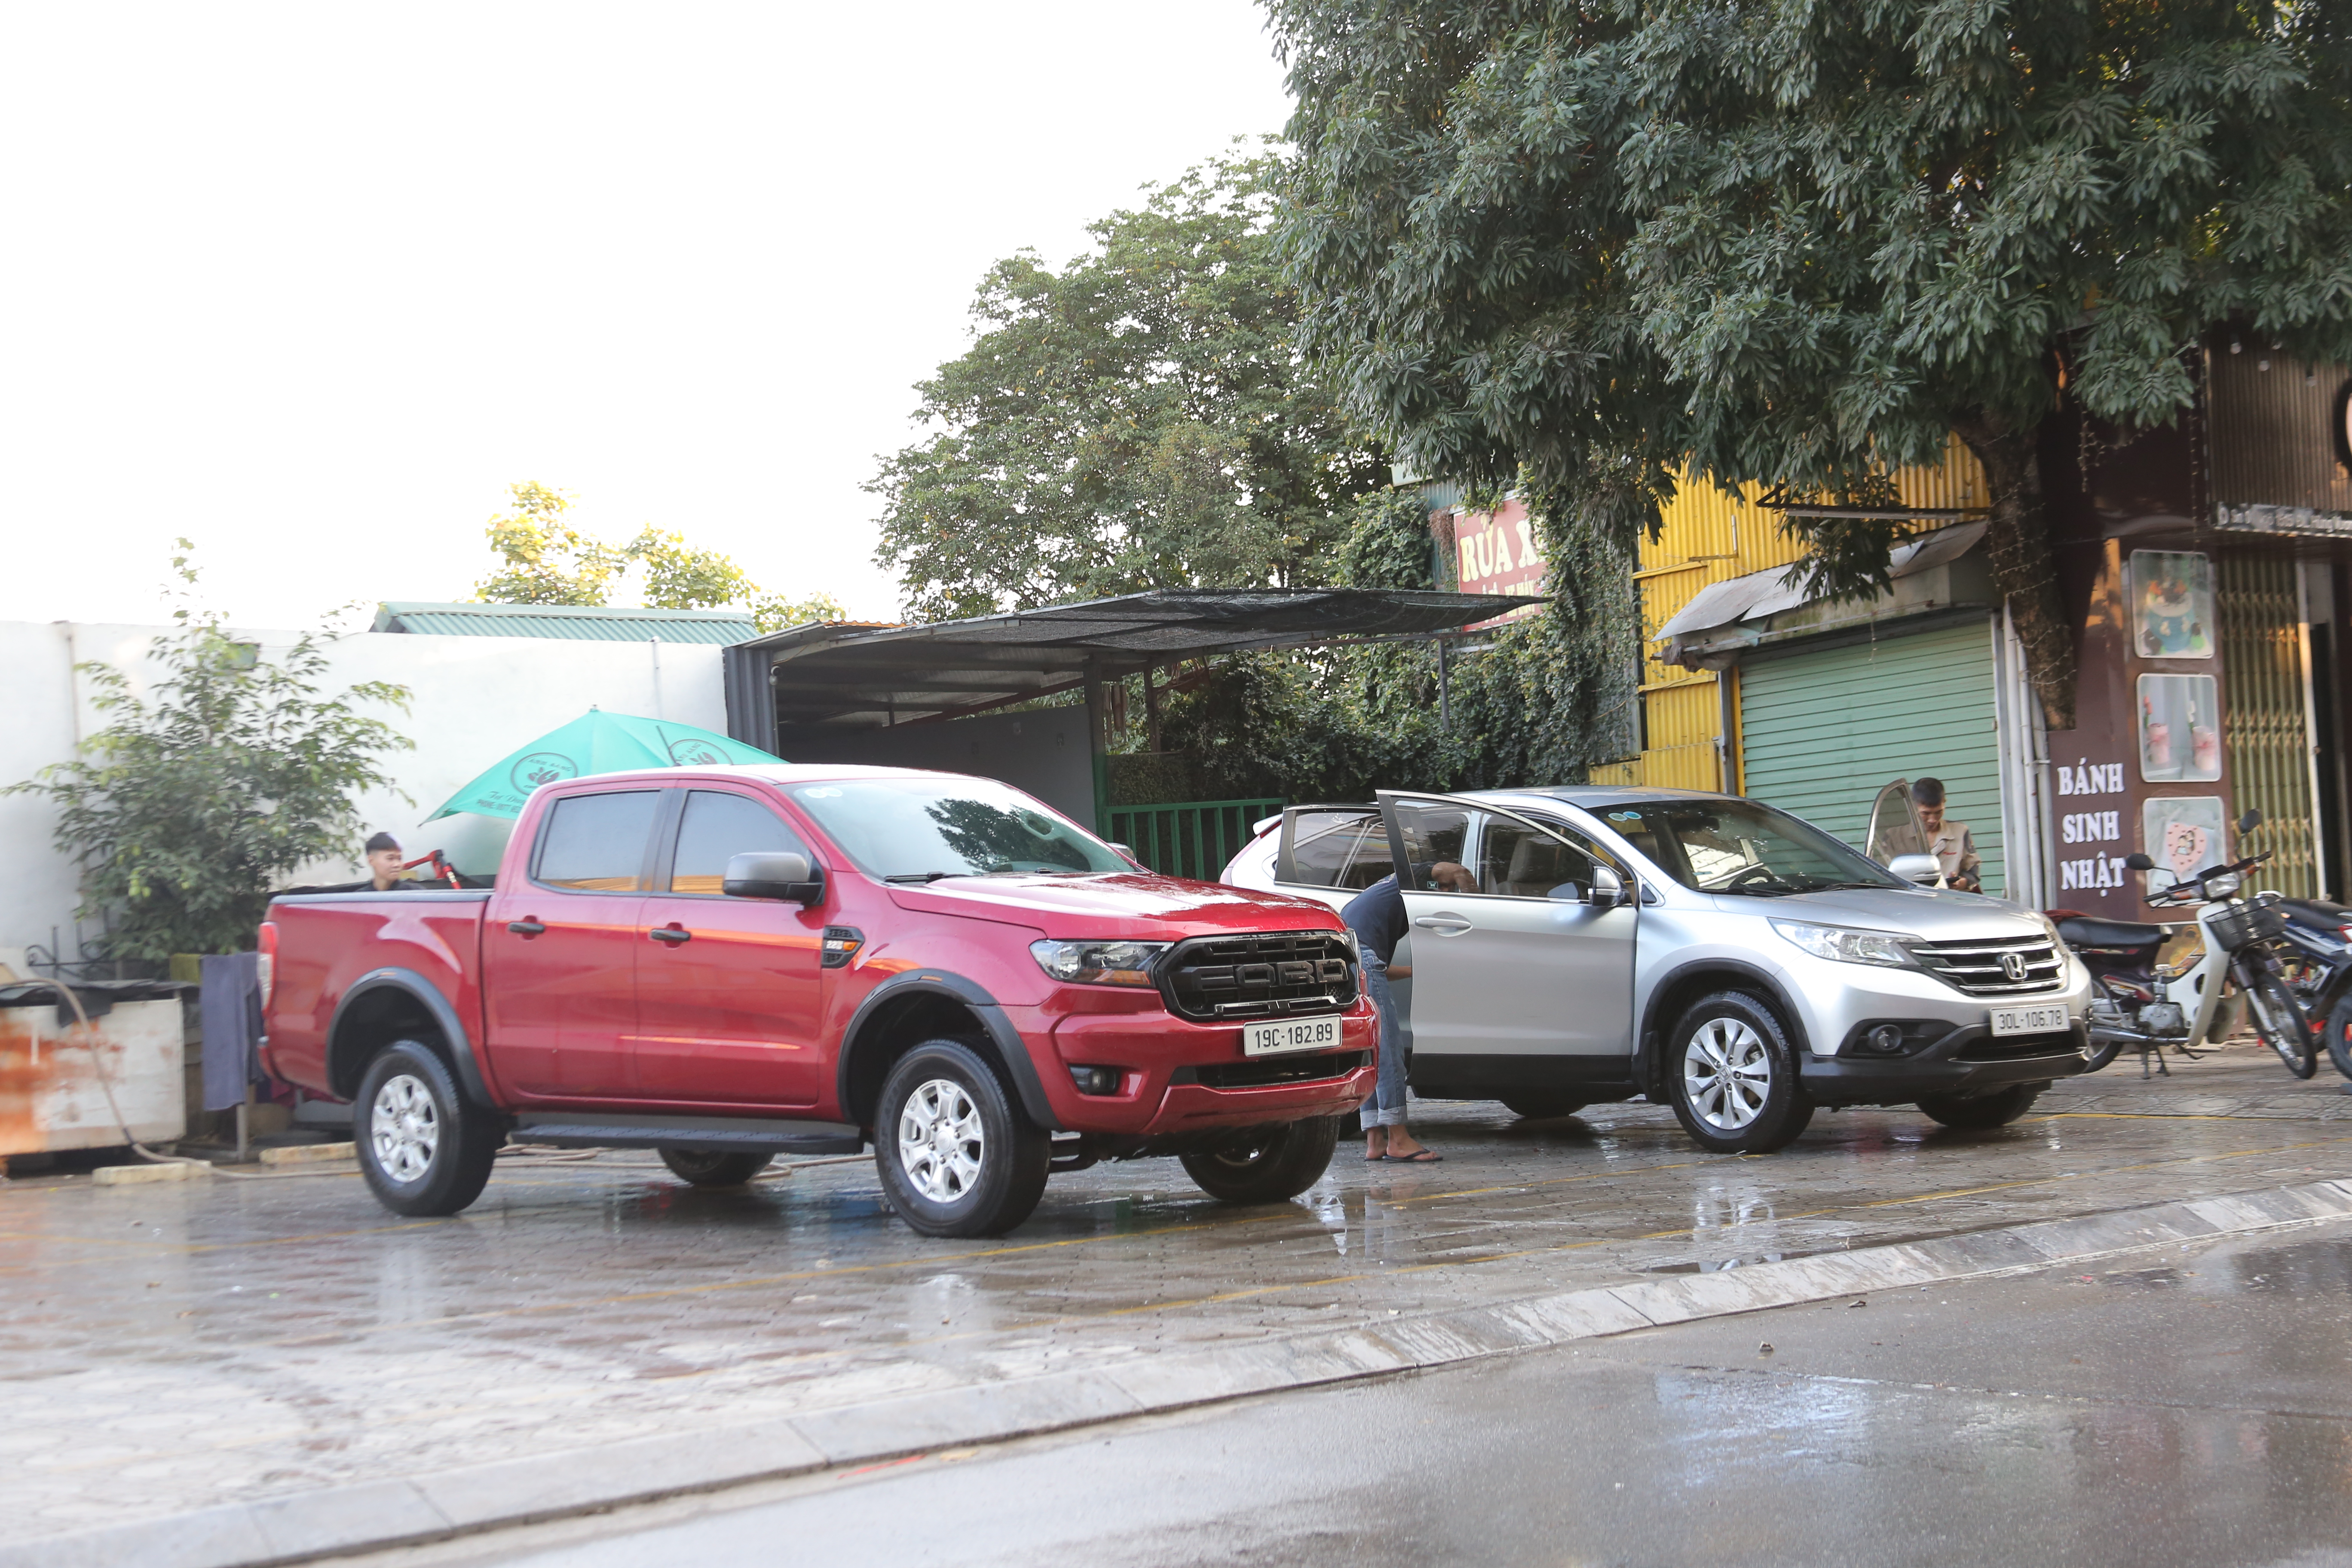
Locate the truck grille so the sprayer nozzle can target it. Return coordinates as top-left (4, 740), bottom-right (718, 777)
top-left (1160, 931), bottom-right (1357, 1022)
top-left (1906, 935), bottom-right (2065, 996)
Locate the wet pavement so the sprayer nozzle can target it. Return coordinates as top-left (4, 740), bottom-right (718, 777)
top-left (4, 1041), bottom-right (2349, 1552)
top-left (380, 1218), bottom-right (2352, 1568)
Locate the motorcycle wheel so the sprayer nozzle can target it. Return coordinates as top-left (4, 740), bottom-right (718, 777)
top-left (2328, 997), bottom-right (2352, 1080)
top-left (2244, 967), bottom-right (2318, 1079)
top-left (2082, 1035), bottom-right (2124, 1072)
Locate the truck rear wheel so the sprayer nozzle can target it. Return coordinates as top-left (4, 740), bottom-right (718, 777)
top-left (1179, 1115), bottom-right (1341, 1204)
top-left (875, 1039), bottom-right (1050, 1238)
top-left (355, 1040), bottom-right (501, 1217)
top-left (658, 1148), bottom-right (772, 1186)
top-left (1664, 992), bottom-right (1814, 1155)
top-left (1917, 1081), bottom-right (2046, 1129)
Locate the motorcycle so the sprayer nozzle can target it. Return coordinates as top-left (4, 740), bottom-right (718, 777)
top-left (2270, 894), bottom-right (2352, 1080)
top-left (2055, 809), bottom-right (2318, 1079)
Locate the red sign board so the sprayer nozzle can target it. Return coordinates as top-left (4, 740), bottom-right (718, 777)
top-left (1446, 497), bottom-right (1545, 628)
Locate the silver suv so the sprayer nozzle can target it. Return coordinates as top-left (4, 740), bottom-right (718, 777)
top-left (1223, 787), bottom-right (2092, 1154)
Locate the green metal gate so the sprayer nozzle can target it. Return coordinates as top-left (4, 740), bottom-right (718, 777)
top-left (1739, 619), bottom-right (2006, 895)
top-left (1105, 798), bottom-right (1282, 881)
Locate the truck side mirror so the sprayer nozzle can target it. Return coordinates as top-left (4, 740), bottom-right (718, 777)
top-left (1887, 853), bottom-right (1942, 886)
top-left (2124, 852), bottom-right (2155, 872)
top-left (724, 851), bottom-right (824, 904)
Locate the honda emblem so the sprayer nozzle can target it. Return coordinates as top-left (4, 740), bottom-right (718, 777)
top-left (2001, 952), bottom-right (2028, 982)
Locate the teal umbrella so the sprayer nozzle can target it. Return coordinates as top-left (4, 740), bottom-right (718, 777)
top-left (424, 709), bottom-right (784, 821)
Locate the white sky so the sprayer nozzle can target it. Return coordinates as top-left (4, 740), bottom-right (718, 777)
top-left (0, 3), bottom-right (1295, 629)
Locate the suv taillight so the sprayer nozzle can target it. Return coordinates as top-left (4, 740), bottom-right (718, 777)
top-left (257, 921), bottom-right (277, 1007)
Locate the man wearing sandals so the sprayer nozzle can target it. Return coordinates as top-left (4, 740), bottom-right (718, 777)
top-left (1341, 867), bottom-right (1466, 1164)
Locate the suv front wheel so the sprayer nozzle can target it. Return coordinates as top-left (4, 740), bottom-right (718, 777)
top-left (875, 1039), bottom-right (1050, 1238)
top-left (1664, 992), bottom-right (1814, 1154)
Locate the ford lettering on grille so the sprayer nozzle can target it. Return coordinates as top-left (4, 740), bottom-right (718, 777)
top-left (1161, 931), bottom-right (1357, 1022)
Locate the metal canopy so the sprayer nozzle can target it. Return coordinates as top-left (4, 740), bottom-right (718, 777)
top-left (725, 588), bottom-right (1544, 737)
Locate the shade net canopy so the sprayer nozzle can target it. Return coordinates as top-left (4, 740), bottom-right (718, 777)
top-left (737, 588), bottom-right (1545, 732)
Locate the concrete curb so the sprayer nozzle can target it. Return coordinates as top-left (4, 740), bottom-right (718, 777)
top-left (16, 1176), bottom-right (2352, 1568)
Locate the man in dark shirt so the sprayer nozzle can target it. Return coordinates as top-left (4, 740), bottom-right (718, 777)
top-left (1341, 869), bottom-right (1459, 1164)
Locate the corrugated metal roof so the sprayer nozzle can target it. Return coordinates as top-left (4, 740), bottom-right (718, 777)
top-left (371, 601), bottom-right (759, 643)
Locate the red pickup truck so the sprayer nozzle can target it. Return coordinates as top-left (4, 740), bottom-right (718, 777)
top-left (261, 765), bottom-right (1374, 1236)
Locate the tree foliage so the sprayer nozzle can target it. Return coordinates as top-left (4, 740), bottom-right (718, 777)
top-left (473, 482), bottom-right (845, 632)
top-left (1271, 0), bottom-right (2352, 725)
top-left (6, 546), bottom-right (413, 962)
top-left (871, 147), bottom-right (1393, 620)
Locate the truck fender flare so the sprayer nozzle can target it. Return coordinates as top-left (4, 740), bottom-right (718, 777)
top-left (1635, 959), bottom-right (1813, 1097)
top-left (837, 970), bottom-right (1061, 1132)
top-left (328, 967), bottom-right (495, 1109)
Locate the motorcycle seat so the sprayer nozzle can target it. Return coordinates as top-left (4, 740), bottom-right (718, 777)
top-left (2275, 898), bottom-right (2351, 927)
top-left (2055, 915), bottom-right (2167, 950)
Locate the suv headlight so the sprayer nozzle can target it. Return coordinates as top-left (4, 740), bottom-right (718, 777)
top-left (1030, 938), bottom-right (1167, 986)
top-left (1770, 920), bottom-right (1916, 968)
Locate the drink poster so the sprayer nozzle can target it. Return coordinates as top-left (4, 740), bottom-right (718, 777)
top-left (2136, 673), bottom-right (2222, 782)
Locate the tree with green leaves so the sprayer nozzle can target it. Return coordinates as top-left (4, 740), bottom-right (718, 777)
top-left (1272, 0), bottom-right (2352, 726)
top-left (6, 546), bottom-right (413, 962)
top-left (870, 147), bottom-right (1393, 620)
top-left (473, 482), bottom-right (845, 632)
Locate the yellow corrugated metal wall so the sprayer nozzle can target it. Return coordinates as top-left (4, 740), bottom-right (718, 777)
top-left (1593, 437), bottom-right (1987, 790)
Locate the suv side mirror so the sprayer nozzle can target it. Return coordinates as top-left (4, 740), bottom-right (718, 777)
top-left (724, 851), bottom-right (823, 904)
top-left (1887, 853), bottom-right (1942, 886)
top-left (1586, 865), bottom-right (1626, 907)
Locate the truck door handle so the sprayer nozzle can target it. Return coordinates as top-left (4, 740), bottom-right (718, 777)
top-left (506, 919), bottom-right (546, 937)
top-left (649, 925), bottom-right (692, 944)
top-left (1412, 916), bottom-right (1473, 935)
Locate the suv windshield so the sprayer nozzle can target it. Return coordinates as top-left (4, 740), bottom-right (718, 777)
top-left (786, 778), bottom-right (1129, 880)
top-left (1594, 799), bottom-right (1904, 895)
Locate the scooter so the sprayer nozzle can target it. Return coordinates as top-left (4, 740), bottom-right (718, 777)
top-left (2270, 895), bottom-right (2352, 1079)
top-left (2055, 809), bottom-right (2317, 1079)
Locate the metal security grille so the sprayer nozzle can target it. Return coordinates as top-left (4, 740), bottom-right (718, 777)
top-left (2218, 555), bottom-right (2318, 898)
top-left (1738, 619), bottom-right (2005, 894)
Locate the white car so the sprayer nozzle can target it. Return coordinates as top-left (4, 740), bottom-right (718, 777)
top-left (1225, 787), bottom-right (2092, 1152)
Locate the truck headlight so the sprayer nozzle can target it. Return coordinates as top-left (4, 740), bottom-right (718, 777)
top-left (1770, 920), bottom-right (1916, 968)
top-left (1029, 939), bottom-right (1167, 987)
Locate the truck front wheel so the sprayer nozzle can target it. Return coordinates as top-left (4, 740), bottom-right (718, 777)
top-left (875, 1039), bottom-right (1050, 1238)
top-left (1664, 992), bottom-right (1814, 1155)
top-left (1179, 1115), bottom-right (1341, 1204)
top-left (355, 1040), bottom-right (501, 1217)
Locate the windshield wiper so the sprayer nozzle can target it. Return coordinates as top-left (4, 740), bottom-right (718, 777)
top-left (884, 871), bottom-right (962, 883)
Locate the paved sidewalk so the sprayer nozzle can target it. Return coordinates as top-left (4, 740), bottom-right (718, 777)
top-left (3, 1043), bottom-right (2346, 1563)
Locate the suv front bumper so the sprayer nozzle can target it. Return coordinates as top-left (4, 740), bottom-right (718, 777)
top-left (1801, 1020), bottom-right (2089, 1105)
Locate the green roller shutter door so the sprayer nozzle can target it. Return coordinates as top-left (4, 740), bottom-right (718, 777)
top-left (1739, 618), bottom-right (2005, 896)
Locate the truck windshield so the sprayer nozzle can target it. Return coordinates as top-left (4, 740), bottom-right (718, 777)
top-left (786, 778), bottom-right (1130, 879)
top-left (1593, 799), bottom-right (1905, 895)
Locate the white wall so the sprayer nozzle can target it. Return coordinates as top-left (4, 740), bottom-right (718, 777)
top-left (0, 622), bottom-right (724, 962)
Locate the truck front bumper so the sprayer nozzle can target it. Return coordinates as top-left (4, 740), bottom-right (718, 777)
top-left (1017, 1000), bottom-right (1378, 1136)
top-left (1800, 1021), bottom-right (2090, 1106)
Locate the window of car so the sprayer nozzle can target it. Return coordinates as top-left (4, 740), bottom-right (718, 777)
top-left (1594, 799), bottom-right (1903, 894)
top-left (1278, 808), bottom-right (1394, 891)
top-left (532, 790), bottom-right (663, 892)
top-left (667, 790), bottom-right (811, 895)
top-left (784, 776), bottom-right (1128, 880)
top-left (1474, 815), bottom-right (1605, 899)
